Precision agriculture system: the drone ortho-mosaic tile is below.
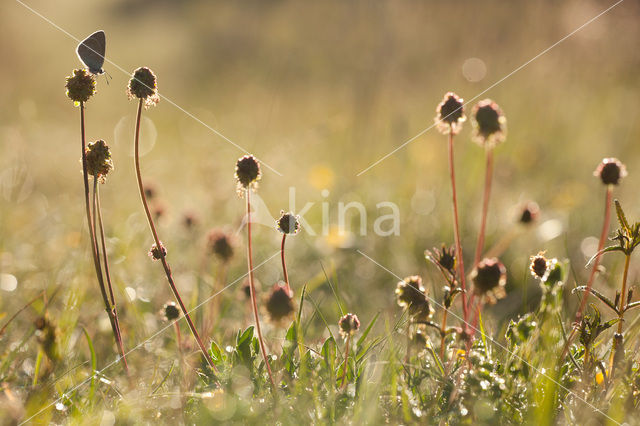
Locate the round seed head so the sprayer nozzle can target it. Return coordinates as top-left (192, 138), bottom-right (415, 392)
top-left (276, 211), bottom-right (301, 235)
top-left (435, 92), bottom-right (466, 135)
top-left (395, 275), bottom-right (434, 321)
top-left (163, 302), bottom-right (180, 321)
top-left (85, 139), bottom-right (114, 183)
top-left (338, 313), bottom-right (360, 338)
top-left (471, 258), bottom-right (507, 304)
top-left (207, 229), bottom-right (234, 263)
top-left (127, 67), bottom-right (159, 107)
top-left (426, 245), bottom-right (456, 275)
top-left (65, 69), bottom-right (96, 103)
top-left (148, 242), bottom-right (167, 261)
top-left (518, 201), bottom-right (540, 225)
top-left (472, 99), bottom-right (506, 148)
top-left (235, 155), bottom-right (261, 195)
top-left (594, 158), bottom-right (627, 186)
top-left (265, 282), bottom-right (295, 324)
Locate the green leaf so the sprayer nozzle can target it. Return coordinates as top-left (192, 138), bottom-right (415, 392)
top-left (586, 245), bottom-right (624, 267)
top-left (572, 286), bottom-right (619, 314)
top-left (321, 336), bottom-right (337, 377)
top-left (209, 340), bottom-right (224, 364)
top-left (615, 199), bottom-right (630, 232)
top-left (356, 311), bottom-right (380, 349)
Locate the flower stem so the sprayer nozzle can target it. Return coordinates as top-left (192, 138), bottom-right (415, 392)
top-left (609, 253), bottom-right (630, 379)
top-left (474, 148), bottom-right (494, 267)
top-left (439, 308), bottom-right (448, 359)
top-left (133, 99), bottom-right (217, 373)
top-left (561, 186), bottom-right (612, 361)
top-left (93, 179), bottom-right (128, 372)
top-left (281, 234), bottom-right (291, 294)
top-left (340, 334), bottom-right (351, 389)
top-left (246, 189), bottom-right (276, 389)
top-left (447, 132), bottom-right (468, 322)
top-left (575, 186), bottom-right (613, 321)
top-left (80, 102), bottom-right (126, 370)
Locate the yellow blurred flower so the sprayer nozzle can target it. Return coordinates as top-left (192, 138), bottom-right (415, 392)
top-left (308, 165), bottom-right (334, 191)
top-left (596, 371), bottom-right (605, 385)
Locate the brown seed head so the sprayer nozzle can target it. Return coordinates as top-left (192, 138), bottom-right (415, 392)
top-left (127, 67), bottom-right (159, 107)
top-left (435, 92), bottom-right (466, 135)
top-left (148, 242), bottom-right (167, 261)
top-left (338, 313), bottom-right (361, 338)
top-left (207, 229), bottom-right (234, 263)
top-left (471, 257), bottom-right (507, 304)
top-left (65, 69), bottom-right (96, 103)
top-left (85, 139), bottom-right (114, 183)
top-left (277, 211), bottom-right (301, 235)
top-left (163, 302), bottom-right (180, 321)
top-left (265, 282), bottom-right (295, 324)
top-left (235, 155), bottom-right (261, 195)
top-left (472, 99), bottom-right (506, 148)
top-left (594, 158), bottom-right (627, 186)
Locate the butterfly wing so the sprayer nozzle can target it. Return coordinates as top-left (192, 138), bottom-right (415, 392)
top-left (76, 30), bottom-right (106, 74)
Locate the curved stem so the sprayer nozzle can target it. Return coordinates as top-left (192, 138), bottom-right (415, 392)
top-left (133, 99), bottom-right (217, 373)
top-left (80, 103), bottom-right (125, 369)
top-left (246, 189), bottom-right (276, 389)
top-left (561, 187), bottom-right (613, 362)
top-left (94, 180), bottom-right (128, 372)
top-left (474, 148), bottom-right (494, 267)
top-left (281, 234), bottom-right (291, 294)
top-left (448, 132), bottom-right (468, 321)
top-left (340, 334), bottom-right (351, 389)
top-left (575, 186), bottom-right (613, 322)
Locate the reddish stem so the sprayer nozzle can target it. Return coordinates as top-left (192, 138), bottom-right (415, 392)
top-left (474, 148), bottom-right (494, 267)
top-left (80, 103), bottom-right (127, 371)
top-left (281, 234), bottom-right (291, 294)
top-left (575, 186), bottom-right (613, 322)
top-left (340, 334), bottom-right (352, 389)
top-left (133, 99), bottom-right (217, 373)
top-left (246, 190), bottom-right (276, 389)
top-left (448, 132), bottom-right (468, 321)
top-left (93, 180), bottom-right (128, 372)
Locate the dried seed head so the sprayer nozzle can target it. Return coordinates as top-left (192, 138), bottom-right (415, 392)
top-left (395, 275), bottom-right (434, 321)
top-left (241, 277), bottom-right (260, 300)
top-left (85, 139), bottom-right (114, 183)
top-left (235, 155), bottom-right (261, 195)
top-left (396, 275), bottom-right (426, 309)
top-left (518, 201), bottom-right (540, 225)
top-left (207, 229), bottom-right (234, 263)
top-left (529, 251), bottom-right (558, 284)
top-left (127, 67), bottom-right (159, 107)
top-left (435, 92), bottom-right (466, 135)
top-left (276, 211), bottom-right (301, 235)
top-left (471, 257), bottom-right (507, 304)
top-left (163, 302), bottom-right (180, 321)
top-left (426, 245), bottom-right (456, 275)
top-left (338, 313), bottom-right (360, 338)
top-left (594, 158), bottom-right (627, 186)
top-left (471, 99), bottom-right (506, 148)
top-left (148, 242), bottom-right (167, 261)
top-left (265, 282), bottom-right (295, 324)
top-left (65, 69), bottom-right (96, 103)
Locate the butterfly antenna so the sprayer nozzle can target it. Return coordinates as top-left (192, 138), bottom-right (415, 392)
top-left (104, 70), bottom-right (113, 85)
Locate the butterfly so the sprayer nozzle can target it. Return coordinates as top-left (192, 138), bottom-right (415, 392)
top-left (76, 30), bottom-right (106, 75)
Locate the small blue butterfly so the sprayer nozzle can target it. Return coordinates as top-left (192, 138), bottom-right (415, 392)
top-left (77, 30), bottom-right (106, 75)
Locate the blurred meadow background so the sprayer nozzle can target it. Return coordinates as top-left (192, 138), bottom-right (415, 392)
top-left (1, 0), bottom-right (639, 423)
